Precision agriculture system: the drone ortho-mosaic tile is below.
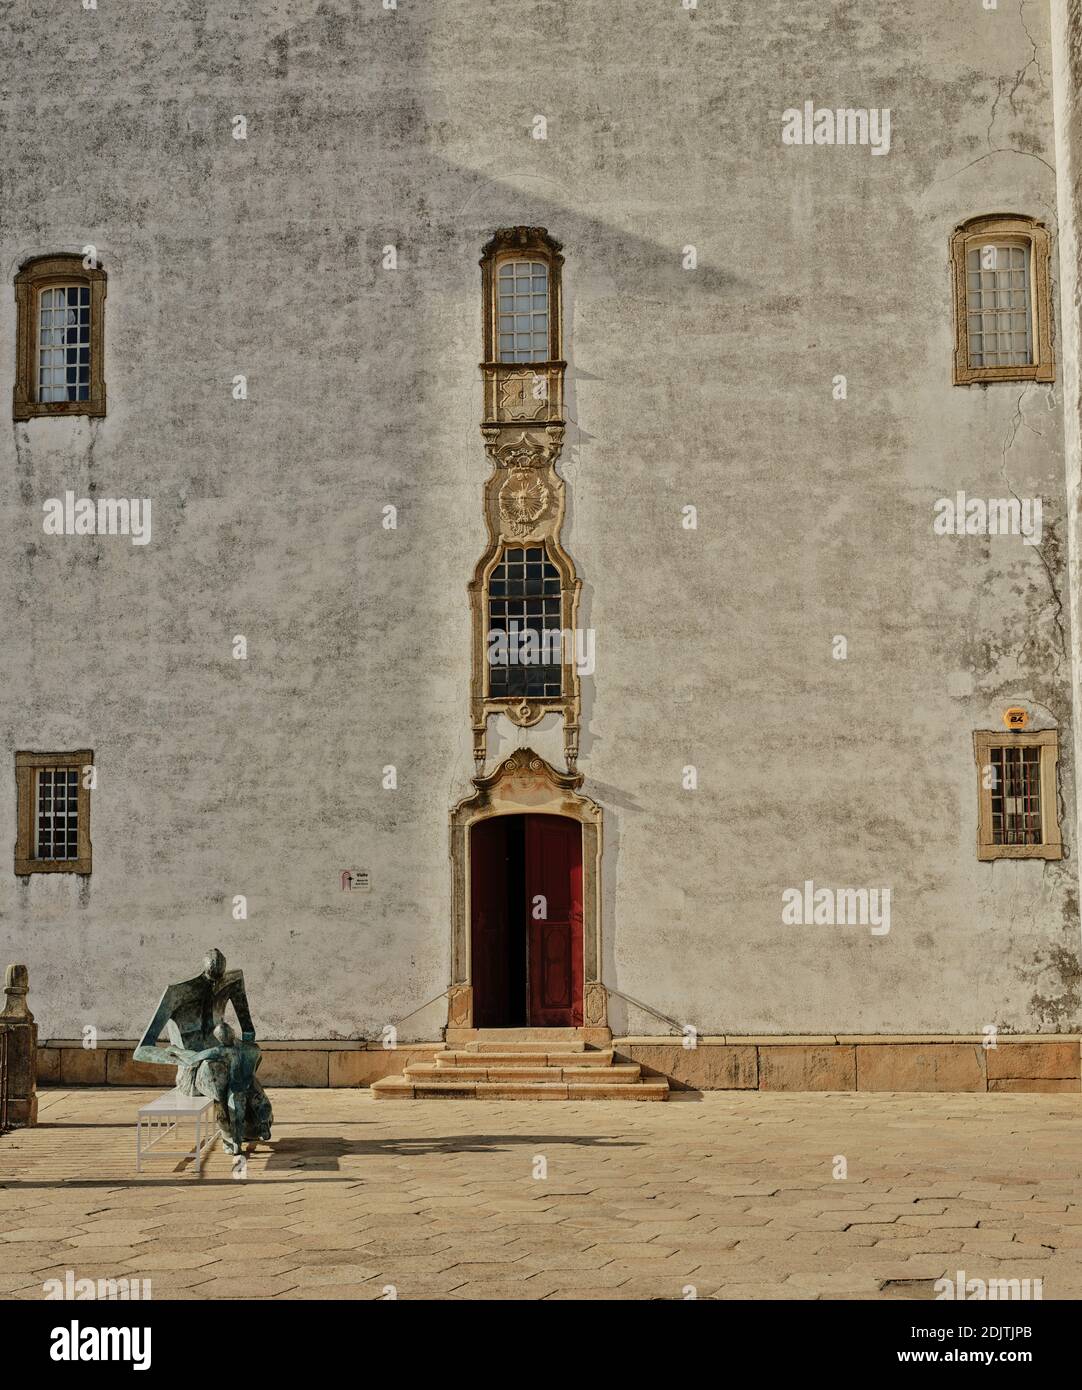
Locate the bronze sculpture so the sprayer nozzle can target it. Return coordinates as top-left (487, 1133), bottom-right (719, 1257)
top-left (134, 948), bottom-right (273, 1153)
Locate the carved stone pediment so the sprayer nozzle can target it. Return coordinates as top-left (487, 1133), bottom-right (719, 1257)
top-left (491, 431), bottom-right (553, 470)
top-left (480, 226), bottom-right (564, 262)
top-left (471, 747), bottom-right (586, 802)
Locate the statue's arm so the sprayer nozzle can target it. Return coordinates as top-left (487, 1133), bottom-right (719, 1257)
top-left (227, 972), bottom-right (256, 1042)
top-left (133, 987), bottom-right (202, 1066)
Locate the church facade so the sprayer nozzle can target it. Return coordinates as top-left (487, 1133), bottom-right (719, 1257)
top-left (3, 0), bottom-right (1082, 1092)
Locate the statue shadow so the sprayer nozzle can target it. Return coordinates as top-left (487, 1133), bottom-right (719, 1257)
top-left (262, 1132), bottom-right (641, 1172)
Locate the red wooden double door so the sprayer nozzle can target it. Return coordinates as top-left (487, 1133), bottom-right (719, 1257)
top-left (470, 814), bottom-right (584, 1027)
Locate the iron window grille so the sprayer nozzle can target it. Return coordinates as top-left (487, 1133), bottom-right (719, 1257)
top-left (34, 767), bottom-right (80, 859)
top-left (14, 751), bottom-right (93, 874)
top-left (973, 729), bottom-right (1061, 861)
top-left (988, 744), bottom-right (1042, 844)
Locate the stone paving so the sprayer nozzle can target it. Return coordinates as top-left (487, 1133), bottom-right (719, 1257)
top-left (0, 1088), bottom-right (1079, 1300)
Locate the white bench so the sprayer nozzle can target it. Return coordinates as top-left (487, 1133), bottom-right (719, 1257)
top-left (136, 1090), bottom-right (216, 1173)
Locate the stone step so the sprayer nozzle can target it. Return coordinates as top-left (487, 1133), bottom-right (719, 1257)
top-left (371, 1076), bottom-right (669, 1101)
top-left (458, 1028), bottom-right (585, 1045)
top-left (440, 1049), bottom-right (612, 1067)
top-left (463, 1040), bottom-right (587, 1053)
top-left (407, 1063), bottom-right (643, 1084)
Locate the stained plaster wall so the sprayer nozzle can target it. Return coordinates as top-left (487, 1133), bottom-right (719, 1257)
top-left (0, 0), bottom-right (1078, 1040)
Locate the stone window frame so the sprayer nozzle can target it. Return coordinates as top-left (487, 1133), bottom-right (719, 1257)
top-left (972, 729), bottom-right (1061, 861)
top-left (950, 215), bottom-right (1054, 386)
top-left (480, 227), bottom-right (565, 428)
top-left (469, 522), bottom-right (582, 769)
top-left (481, 228), bottom-right (563, 367)
top-left (474, 536), bottom-right (578, 716)
top-left (14, 750), bottom-right (93, 875)
top-left (13, 255), bottom-right (107, 420)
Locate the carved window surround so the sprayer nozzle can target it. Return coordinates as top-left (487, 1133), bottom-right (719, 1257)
top-left (950, 215), bottom-right (1054, 386)
top-left (480, 225), bottom-right (565, 427)
top-left (14, 255), bottom-right (107, 420)
top-left (473, 228), bottom-right (581, 771)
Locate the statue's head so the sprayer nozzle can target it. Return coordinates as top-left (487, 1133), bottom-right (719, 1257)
top-left (203, 948), bottom-right (226, 982)
top-left (213, 1022), bottom-right (235, 1047)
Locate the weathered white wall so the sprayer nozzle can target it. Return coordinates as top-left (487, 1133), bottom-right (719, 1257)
top-left (1051, 0), bottom-right (1082, 1037)
top-left (0, 0), bottom-right (1078, 1040)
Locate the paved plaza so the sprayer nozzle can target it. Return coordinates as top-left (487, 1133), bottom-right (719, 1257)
top-left (0, 1088), bottom-right (1079, 1301)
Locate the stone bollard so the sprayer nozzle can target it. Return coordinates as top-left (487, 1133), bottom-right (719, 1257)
top-left (1, 964), bottom-right (38, 1127)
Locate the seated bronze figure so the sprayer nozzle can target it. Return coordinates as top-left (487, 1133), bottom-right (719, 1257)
top-left (134, 948), bottom-right (273, 1154)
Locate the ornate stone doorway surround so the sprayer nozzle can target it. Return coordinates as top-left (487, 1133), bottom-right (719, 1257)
top-left (448, 748), bottom-right (609, 1044)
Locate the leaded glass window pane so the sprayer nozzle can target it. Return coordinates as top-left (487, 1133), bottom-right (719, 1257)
top-left (965, 243), bottom-right (1033, 369)
top-left (38, 285), bottom-right (91, 402)
top-left (487, 545), bottom-right (562, 697)
top-left (497, 261), bottom-right (549, 363)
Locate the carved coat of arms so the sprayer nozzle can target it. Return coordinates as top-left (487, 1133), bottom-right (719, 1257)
top-left (499, 469), bottom-right (549, 536)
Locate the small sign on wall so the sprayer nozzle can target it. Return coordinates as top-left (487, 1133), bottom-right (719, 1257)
top-left (340, 870), bottom-right (371, 892)
top-left (1002, 707), bottom-right (1029, 731)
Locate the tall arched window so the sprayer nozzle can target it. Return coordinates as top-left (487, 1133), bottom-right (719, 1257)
top-left (13, 254), bottom-right (107, 419)
top-left (950, 215), bottom-right (1053, 385)
top-left (472, 227), bottom-right (580, 771)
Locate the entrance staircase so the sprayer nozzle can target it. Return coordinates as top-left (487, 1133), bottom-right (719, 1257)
top-left (371, 1029), bottom-right (669, 1101)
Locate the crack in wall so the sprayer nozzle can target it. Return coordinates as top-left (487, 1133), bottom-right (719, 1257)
top-left (985, 1), bottom-right (1048, 153)
top-left (933, 147), bottom-right (1057, 186)
top-left (1019, 0), bottom-right (1047, 88)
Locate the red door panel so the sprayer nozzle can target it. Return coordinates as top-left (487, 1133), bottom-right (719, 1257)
top-left (470, 818), bottom-right (509, 1028)
top-left (525, 815), bottom-right (583, 1027)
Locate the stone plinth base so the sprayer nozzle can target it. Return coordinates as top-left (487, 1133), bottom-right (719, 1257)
top-left (616, 1036), bottom-right (1082, 1093)
top-left (36, 1035), bottom-right (1082, 1093)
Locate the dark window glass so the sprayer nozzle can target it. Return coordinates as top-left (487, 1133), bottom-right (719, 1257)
top-left (486, 546), bottom-right (562, 697)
